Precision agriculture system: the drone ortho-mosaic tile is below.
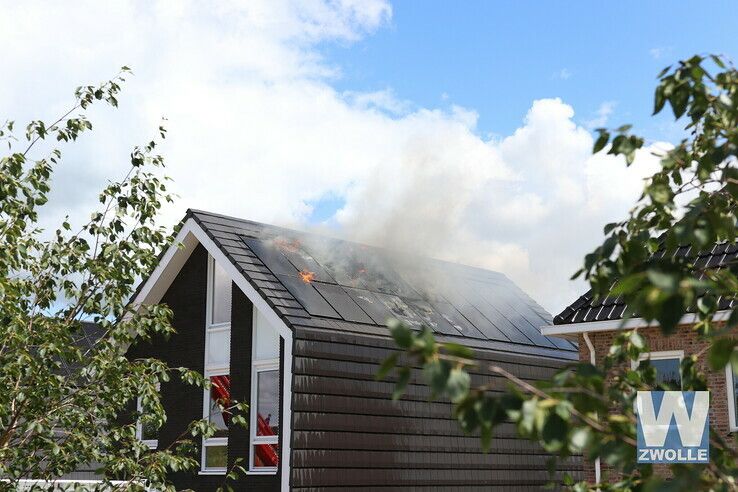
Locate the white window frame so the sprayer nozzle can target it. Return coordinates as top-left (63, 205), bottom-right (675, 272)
top-left (249, 307), bottom-right (280, 474)
top-left (201, 372), bottom-right (230, 474)
top-left (201, 255), bottom-right (232, 475)
top-left (725, 365), bottom-right (738, 432)
top-left (632, 350), bottom-right (684, 387)
top-left (136, 394), bottom-right (159, 450)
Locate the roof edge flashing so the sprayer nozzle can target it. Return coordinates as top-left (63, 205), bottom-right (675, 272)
top-left (542, 309), bottom-right (731, 337)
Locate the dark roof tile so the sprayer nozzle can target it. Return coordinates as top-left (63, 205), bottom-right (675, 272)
top-left (555, 241), bottom-right (738, 325)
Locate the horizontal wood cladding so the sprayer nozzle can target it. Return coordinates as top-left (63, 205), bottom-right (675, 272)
top-left (292, 449), bottom-right (581, 471)
top-left (292, 488), bottom-right (551, 492)
top-left (293, 430), bottom-right (554, 454)
top-left (291, 467), bottom-right (573, 488)
top-left (294, 412), bottom-right (540, 441)
top-left (290, 327), bottom-right (582, 490)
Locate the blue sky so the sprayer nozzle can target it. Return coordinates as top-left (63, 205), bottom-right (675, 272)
top-left (325, 1), bottom-right (738, 140)
top-left (4, 0), bottom-right (736, 312)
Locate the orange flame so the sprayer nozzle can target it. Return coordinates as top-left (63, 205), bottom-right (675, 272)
top-left (299, 270), bottom-right (315, 283)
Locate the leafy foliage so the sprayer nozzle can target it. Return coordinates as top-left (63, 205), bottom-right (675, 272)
top-left (382, 54), bottom-right (738, 490)
top-left (0, 70), bottom-right (245, 491)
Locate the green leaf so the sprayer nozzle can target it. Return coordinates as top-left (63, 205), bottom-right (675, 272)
top-left (446, 367), bottom-right (471, 403)
top-left (629, 331), bottom-right (645, 350)
top-left (710, 54), bottom-right (726, 69)
top-left (425, 359), bottom-right (451, 396)
top-left (647, 181), bottom-right (672, 204)
top-left (653, 84), bottom-right (666, 114)
top-left (443, 342), bottom-right (473, 359)
top-left (376, 353), bottom-right (399, 380)
top-left (646, 269), bottom-right (678, 292)
top-left (657, 294), bottom-right (685, 334)
top-left (593, 130), bottom-right (610, 153)
top-left (392, 367), bottom-right (411, 400)
top-left (708, 338), bottom-right (736, 370)
top-left (388, 319), bottom-right (413, 349)
top-left (669, 84), bottom-right (690, 119)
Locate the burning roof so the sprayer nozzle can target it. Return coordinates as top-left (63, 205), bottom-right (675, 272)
top-left (188, 209), bottom-right (577, 355)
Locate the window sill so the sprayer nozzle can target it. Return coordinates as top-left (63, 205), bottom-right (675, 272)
top-left (247, 469), bottom-right (278, 475)
top-left (199, 470), bottom-right (227, 476)
top-left (142, 440), bottom-right (158, 449)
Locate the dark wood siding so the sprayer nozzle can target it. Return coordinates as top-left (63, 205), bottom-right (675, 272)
top-left (128, 245), bottom-right (283, 490)
top-left (290, 327), bottom-right (583, 491)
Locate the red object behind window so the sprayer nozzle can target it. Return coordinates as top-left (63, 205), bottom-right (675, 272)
top-left (211, 375), bottom-right (231, 424)
top-left (254, 414), bottom-right (279, 466)
top-left (254, 444), bottom-right (279, 467)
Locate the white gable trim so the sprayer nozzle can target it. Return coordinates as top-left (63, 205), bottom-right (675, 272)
top-left (132, 217), bottom-right (293, 490)
top-left (542, 310), bottom-right (731, 337)
top-left (132, 218), bottom-right (291, 340)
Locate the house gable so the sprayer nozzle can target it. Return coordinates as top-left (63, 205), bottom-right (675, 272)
top-left (131, 218), bottom-right (293, 490)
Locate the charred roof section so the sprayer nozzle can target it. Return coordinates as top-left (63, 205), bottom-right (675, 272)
top-left (189, 209), bottom-right (577, 358)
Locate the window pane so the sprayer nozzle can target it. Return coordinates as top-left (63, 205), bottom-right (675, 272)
top-left (207, 329), bottom-right (230, 368)
top-left (141, 418), bottom-right (158, 442)
top-left (253, 443), bottom-right (279, 468)
top-left (137, 396), bottom-right (159, 443)
top-left (651, 358), bottom-right (681, 388)
top-left (211, 260), bottom-right (232, 325)
top-left (205, 445), bottom-right (228, 469)
top-left (254, 309), bottom-right (279, 360)
top-left (256, 370), bottom-right (279, 436)
top-left (209, 375), bottom-right (231, 437)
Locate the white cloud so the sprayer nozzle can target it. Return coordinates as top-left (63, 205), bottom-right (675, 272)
top-left (584, 101), bottom-right (617, 129)
top-left (337, 96), bottom-right (665, 311)
top-left (0, 0), bottom-right (666, 314)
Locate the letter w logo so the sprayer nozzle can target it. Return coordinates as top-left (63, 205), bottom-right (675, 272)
top-left (636, 391), bottom-right (709, 447)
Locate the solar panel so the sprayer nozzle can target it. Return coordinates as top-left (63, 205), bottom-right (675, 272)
top-left (440, 288), bottom-right (516, 343)
top-left (276, 274), bottom-right (340, 319)
top-left (469, 281), bottom-right (555, 348)
top-left (242, 237), bottom-right (296, 276)
top-left (404, 298), bottom-right (462, 336)
top-left (189, 211), bottom-right (577, 355)
top-left (280, 248), bottom-right (336, 284)
top-left (430, 301), bottom-right (487, 339)
top-left (343, 288), bottom-right (394, 325)
top-left (313, 283), bottom-right (373, 324)
top-left (373, 293), bottom-right (423, 328)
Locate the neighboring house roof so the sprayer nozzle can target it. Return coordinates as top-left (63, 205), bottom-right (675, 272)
top-left (554, 242), bottom-right (738, 325)
top-left (58, 321), bottom-right (105, 376)
top-left (188, 209), bottom-right (577, 357)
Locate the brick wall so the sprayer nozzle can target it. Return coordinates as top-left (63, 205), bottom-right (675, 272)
top-left (575, 325), bottom-right (735, 482)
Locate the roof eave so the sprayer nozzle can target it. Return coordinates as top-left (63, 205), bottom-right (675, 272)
top-left (541, 309), bottom-right (732, 338)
